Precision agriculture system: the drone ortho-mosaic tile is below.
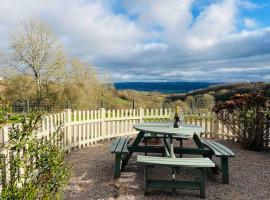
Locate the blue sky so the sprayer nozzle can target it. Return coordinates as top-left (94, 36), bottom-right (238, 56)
top-left (0, 0), bottom-right (270, 82)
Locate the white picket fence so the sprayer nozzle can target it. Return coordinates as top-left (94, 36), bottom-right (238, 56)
top-left (1, 108), bottom-right (269, 194)
top-left (1, 108), bottom-right (174, 151)
top-left (0, 108), bottom-right (241, 153)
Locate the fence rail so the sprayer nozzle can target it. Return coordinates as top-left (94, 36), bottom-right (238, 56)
top-left (0, 108), bottom-right (269, 190)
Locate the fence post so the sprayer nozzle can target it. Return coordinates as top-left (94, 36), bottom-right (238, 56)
top-left (139, 108), bottom-right (144, 122)
top-left (66, 100), bottom-right (70, 109)
top-left (2, 126), bottom-right (10, 184)
top-left (2, 126), bottom-right (9, 145)
top-left (27, 100), bottom-right (30, 113)
top-left (162, 101), bottom-right (165, 115)
top-left (65, 109), bottom-right (72, 152)
top-left (168, 108), bottom-right (172, 119)
top-left (100, 108), bottom-right (106, 140)
top-left (213, 113), bottom-right (219, 139)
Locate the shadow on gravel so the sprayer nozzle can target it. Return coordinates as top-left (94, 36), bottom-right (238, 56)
top-left (64, 140), bottom-right (270, 200)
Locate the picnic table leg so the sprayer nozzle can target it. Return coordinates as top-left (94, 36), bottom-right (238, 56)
top-left (163, 135), bottom-right (170, 156)
top-left (203, 154), bottom-right (219, 175)
top-left (169, 135), bottom-right (176, 158)
top-left (114, 153), bottom-right (122, 178)
top-left (144, 165), bottom-right (149, 195)
top-left (144, 138), bottom-right (147, 156)
top-left (200, 168), bottom-right (206, 199)
top-left (179, 139), bottom-right (183, 157)
top-left (123, 131), bottom-right (145, 170)
top-left (221, 157), bottom-right (229, 184)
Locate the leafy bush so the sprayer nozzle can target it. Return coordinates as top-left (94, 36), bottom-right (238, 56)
top-left (0, 102), bottom-right (12, 124)
top-left (213, 93), bottom-right (270, 150)
top-left (0, 113), bottom-right (70, 199)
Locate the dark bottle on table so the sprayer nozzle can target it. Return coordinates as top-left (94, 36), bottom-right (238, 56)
top-left (173, 112), bottom-right (180, 128)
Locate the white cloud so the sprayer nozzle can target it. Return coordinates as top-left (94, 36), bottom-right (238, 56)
top-left (0, 0), bottom-right (269, 82)
top-left (238, 0), bottom-right (260, 9)
top-left (0, 0), bottom-right (145, 58)
top-left (134, 43), bottom-right (168, 53)
top-left (244, 18), bottom-right (256, 28)
top-left (122, 0), bottom-right (196, 48)
top-left (262, 75), bottom-right (270, 80)
top-left (187, 0), bottom-right (237, 49)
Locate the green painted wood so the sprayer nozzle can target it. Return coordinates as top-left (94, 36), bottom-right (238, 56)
top-left (209, 140), bottom-right (234, 156)
top-left (137, 156), bottom-right (215, 168)
top-left (143, 133), bottom-right (189, 140)
top-left (115, 138), bottom-right (126, 153)
top-left (203, 140), bottom-right (228, 156)
top-left (122, 131), bottom-right (146, 170)
top-left (200, 168), bottom-right (206, 198)
top-left (122, 138), bottom-right (132, 153)
top-left (179, 138), bottom-right (183, 157)
top-left (200, 139), bottom-right (233, 184)
top-left (193, 133), bottom-right (204, 148)
top-left (133, 123), bottom-right (204, 137)
top-left (114, 153), bottom-right (122, 178)
top-left (201, 139), bottom-right (234, 157)
top-left (163, 136), bottom-right (171, 156)
top-left (144, 166), bottom-right (148, 194)
top-left (111, 138), bottom-right (121, 152)
top-left (111, 138), bottom-right (130, 153)
top-left (128, 146), bottom-right (211, 155)
top-left (221, 157), bottom-right (229, 184)
top-left (131, 131), bottom-right (145, 147)
top-left (147, 180), bottom-right (201, 190)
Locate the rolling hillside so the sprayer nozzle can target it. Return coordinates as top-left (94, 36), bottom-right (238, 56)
top-left (166, 82), bottom-right (270, 102)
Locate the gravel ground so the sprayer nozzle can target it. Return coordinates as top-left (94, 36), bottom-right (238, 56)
top-left (64, 138), bottom-right (270, 200)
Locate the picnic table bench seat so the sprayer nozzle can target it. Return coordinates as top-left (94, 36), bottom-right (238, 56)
top-left (111, 137), bottom-right (131, 178)
top-left (201, 139), bottom-right (235, 157)
top-left (197, 137), bottom-right (235, 184)
top-left (137, 155), bottom-right (215, 199)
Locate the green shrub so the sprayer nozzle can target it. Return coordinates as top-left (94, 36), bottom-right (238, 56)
top-left (213, 93), bottom-right (270, 151)
top-left (0, 113), bottom-right (70, 199)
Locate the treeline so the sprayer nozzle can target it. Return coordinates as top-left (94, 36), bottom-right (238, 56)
top-left (117, 90), bottom-right (215, 112)
top-left (0, 18), bottom-right (122, 110)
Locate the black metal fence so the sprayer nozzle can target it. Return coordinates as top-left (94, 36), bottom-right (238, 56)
top-left (12, 101), bottom-right (70, 113)
top-left (12, 100), bottom-right (169, 113)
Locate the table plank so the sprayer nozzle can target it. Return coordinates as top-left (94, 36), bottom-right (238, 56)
top-left (137, 156), bottom-right (215, 168)
top-left (201, 139), bottom-right (234, 157)
top-left (133, 123), bottom-right (204, 138)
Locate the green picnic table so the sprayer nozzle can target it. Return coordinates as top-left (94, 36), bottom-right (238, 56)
top-left (112, 122), bottom-right (211, 177)
top-left (111, 122), bottom-right (235, 198)
top-left (133, 122), bottom-right (204, 158)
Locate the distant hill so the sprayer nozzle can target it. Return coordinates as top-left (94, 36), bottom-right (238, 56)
top-left (114, 82), bottom-right (217, 93)
top-left (166, 82), bottom-right (270, 102)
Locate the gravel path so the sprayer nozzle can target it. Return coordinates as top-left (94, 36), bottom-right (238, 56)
top-left (64, 138), bottom-right (270, 200)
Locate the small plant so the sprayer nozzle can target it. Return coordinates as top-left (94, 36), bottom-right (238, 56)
top-left (0, 112), bottom-right (70, 199)
top-left (213, 93), bottom-right (270, 150)
top-left (0, 103), bottom-right (12, 124)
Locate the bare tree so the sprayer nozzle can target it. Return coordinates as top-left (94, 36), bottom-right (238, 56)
top-left (10, 18), bottom-right (66, 102)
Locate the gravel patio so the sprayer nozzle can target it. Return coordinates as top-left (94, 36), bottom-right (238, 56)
top-left (64, 138), bottom-right (270, 200)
